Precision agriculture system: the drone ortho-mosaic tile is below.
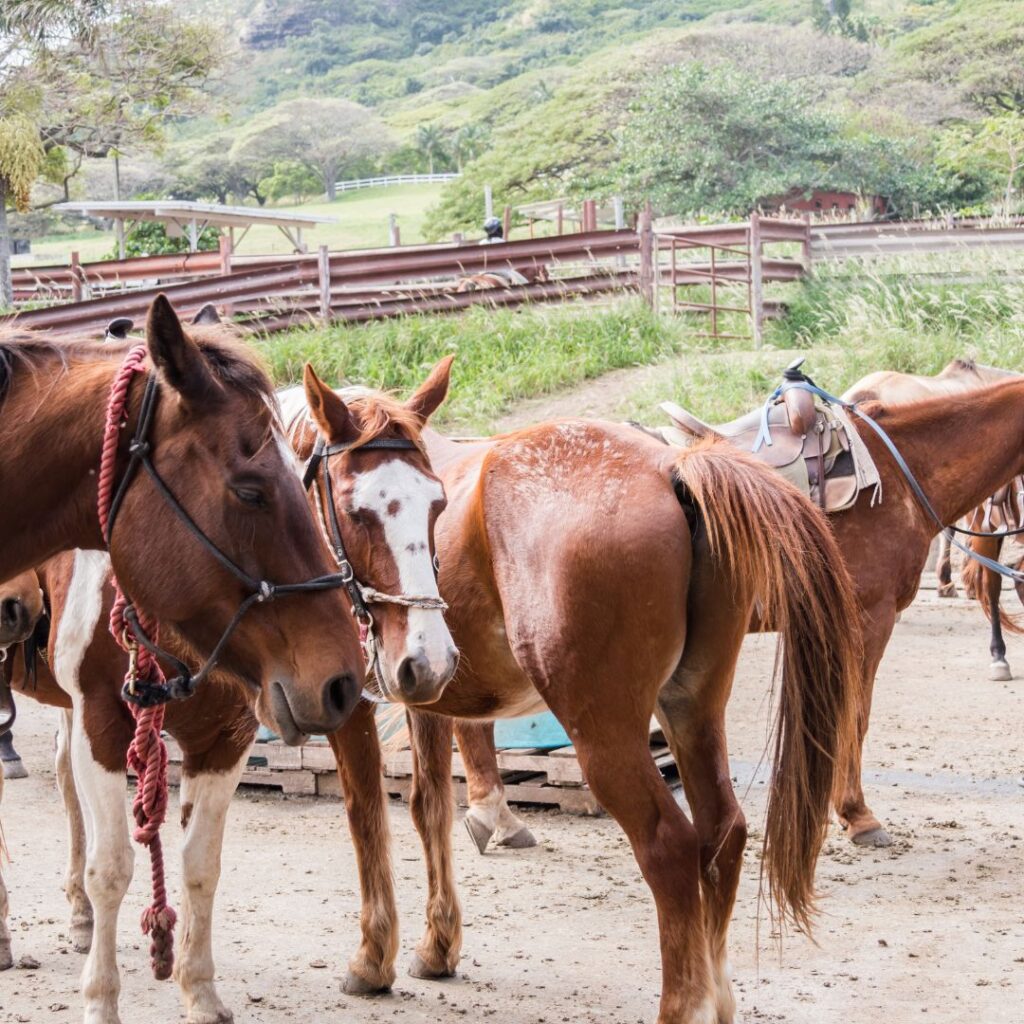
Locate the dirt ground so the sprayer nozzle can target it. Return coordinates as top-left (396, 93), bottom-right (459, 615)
top-left (2, 591), bottom-right (1022, 1024)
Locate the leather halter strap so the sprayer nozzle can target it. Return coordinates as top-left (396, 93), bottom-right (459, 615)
top-left (781, 370), bottom-right (1024, 586)
top-left (105, 371), bottom-right (351, 708)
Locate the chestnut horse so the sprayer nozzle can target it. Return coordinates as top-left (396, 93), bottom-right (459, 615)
top-left (847, 360), bottom-right (1024, 681)
top-left (0, 360), bottom-right (456, 1021)
top-left (343, 420), bottom-right (862, 1024)
top-left (0, 571), bottom-right (44, 779)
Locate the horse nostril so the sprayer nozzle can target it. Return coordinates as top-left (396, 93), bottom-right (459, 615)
top-left (397, 656), bottom-right (420, 696)
top-left (324, 673), bottom-right (358, 721)
top-left (0, 599), bottom-right (24, 632)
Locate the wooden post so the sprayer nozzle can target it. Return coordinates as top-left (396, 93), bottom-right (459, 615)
top-left (749, 212), bottom-right (764, 349)
top-left (484, 184), bottom-right (494, 221)
top-left (709, 243), bottom-right (718, 339)
top-left (502, 204), bottom-right (511, 242)
top-left (388, 214), bottom-right (400, 247)
top-left (556, 203), bottom-right (564, 236)
top-left (318, 244), bottom-right (331, 325)
top-left (452, 232), bottom-right (464, 244)
top-left (801, 212), bottom-right (812, 273)
top-left (670, 237), bottom-right (677, 315)
top-left (218, 234), bottom-right (232, 275)
top-left (70, 250), bottom-right (83, 303)
top-left (638, 203), bottom-right (654, 309)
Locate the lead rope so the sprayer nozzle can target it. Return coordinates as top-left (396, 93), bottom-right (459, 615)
top-left (97, 343), bottom-right (176, 981)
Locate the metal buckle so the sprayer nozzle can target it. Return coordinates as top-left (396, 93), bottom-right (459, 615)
top-left (121, 627), bottom-right (140, 696)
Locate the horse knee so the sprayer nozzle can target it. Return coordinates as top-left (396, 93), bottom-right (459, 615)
top-left (85, 846), bottom-right (134, 905)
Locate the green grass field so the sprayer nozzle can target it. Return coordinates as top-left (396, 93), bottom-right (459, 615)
top-left (13, 183), bottom-right (448, 267)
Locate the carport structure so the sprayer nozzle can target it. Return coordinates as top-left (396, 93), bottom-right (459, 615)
top-left (54, 200), bottom-right (337, 258)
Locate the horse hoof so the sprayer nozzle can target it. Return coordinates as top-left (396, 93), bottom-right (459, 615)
top-left (0, 947), bottom-right (12, 971)
top-left (463, 814), bottom-right (493, 855)
top-left (408, 953), bottom-right (456, 980)
top-left (851, 826), bottom-right (893, 848)
top-left (2, 758), bottom-right (27, 780)
top-left (342, 970), bottom-right (392, 996)
top-left (937, 583), bottom-right (957, 599)
top-left (497, 825), bottom-right (537, 849)
top-left (989, 660), bottom-right (1012, 682)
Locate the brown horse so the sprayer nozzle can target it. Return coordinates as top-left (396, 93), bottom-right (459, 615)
top-left (342, 420), bottom-right (862, 1024)
top-left (0, 570), bottom-right (45, 777)
top-left (0, 296), bottom-right (365, 732)
top-left (0, 361), bottom-right (456, 1020)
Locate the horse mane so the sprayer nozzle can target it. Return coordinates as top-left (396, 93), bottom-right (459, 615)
top-left (0, 322), bottom-right (275, 409)
top-left (337, 386), bottom-right (426, 452)
top-left (861, 376), bottom-right (1024, 425)
top-left (944, 357), bottom-right (977, 374)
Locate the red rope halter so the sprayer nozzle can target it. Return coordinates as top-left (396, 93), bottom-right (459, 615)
top-left (97, 343), bottom-right (176, 981)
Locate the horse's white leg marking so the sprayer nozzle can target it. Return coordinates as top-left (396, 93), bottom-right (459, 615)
top-left (0, 764), bottom-right (11, 970)
top-left (175, 754), bottom-right (249, 1024)
top-left (56, 707), bottom-right (93, 953)
top-left (463, 784), bottom-right (502, 853)
top-left (493, 794), bottom-right (537, 848)
top-left (57, 550), bottom-right (132, 1024)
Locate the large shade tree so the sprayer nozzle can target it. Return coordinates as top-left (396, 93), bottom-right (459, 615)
top-left (231, 98), bottom-right (394, 201)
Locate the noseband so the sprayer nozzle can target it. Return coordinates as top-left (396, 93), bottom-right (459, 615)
top-left (101, 348), bottom-right (350, 708)
top-left (301, 434), bottom-right (448, 681)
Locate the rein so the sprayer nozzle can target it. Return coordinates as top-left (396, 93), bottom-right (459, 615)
top-left (300, 433), bottom-right (448, 685)
top-left (776, 370), bottom-right (1024, 586)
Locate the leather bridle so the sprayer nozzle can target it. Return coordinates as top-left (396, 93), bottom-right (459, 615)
top-left (106, 371), bottom-right (352, 708)
top-left (300, 432), bottom-right (448, 683)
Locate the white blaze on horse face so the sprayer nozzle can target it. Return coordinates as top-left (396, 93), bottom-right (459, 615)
top-left (350, 458), bottom-right (456, 681)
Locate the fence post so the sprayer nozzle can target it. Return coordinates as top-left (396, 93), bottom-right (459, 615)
top-left (556, 203), bottom-right (564, 236)
top-left (318, 244), bottom-right (332, 325)
top-left (502, 204), bottom-right (512, 242)
top-left (613, 196), bottom-right (625, 230)
top-left (218, 234), bottom-right (232, 276)
top-left (388, 214), bottom-right (401, 247)
top-left (638, 203), bottom-right (654, 309)
top-left (70, 250), bottom-right (83, 304)
top-left (801, 212), bottom-right (812, 273)
top-left (750, 212), bottom-right (764, 349)
top-left (484, 185), bottom-right (494, 221)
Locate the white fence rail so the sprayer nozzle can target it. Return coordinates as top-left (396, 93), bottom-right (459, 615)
top-left (333, 173), bottom-right (461, 193)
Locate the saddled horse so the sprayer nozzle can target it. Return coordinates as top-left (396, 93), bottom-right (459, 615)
top-left (0, 357), bottom-right (457, 1021)
top-left (847, 360), bottom-right (1024, 680)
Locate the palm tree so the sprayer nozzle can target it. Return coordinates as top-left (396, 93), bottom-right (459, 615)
top-left (415, 123), bottom-right (447, 175)
top-left (452, 123), bottom-right (488, 171)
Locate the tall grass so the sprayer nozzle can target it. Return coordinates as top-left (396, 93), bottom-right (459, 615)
top-left (255, 299), bottom-right (734, 431)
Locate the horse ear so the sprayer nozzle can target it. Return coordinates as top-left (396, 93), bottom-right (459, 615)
top-left (405, 355), bottom-right (454, 424)
top-left (191, 303), bottom-right (221, 326)
top-left (303, 364), bottom-right (360, 444)
top-left (146, 294), bottom-right (220, 406)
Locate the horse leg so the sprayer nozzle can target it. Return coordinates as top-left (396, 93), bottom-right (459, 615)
top-left (456, 720), bottom-right (536, 854)
top-left (326, 698), bottom-right (399, 996)
top-left (174, 753), bottom-right (248, 1024)
top-left (0, 764), bottom-right (10, 970)
top-left (56, 707), bottom-right (93, 953)
top-left (654, 567), bottom-right (748, 1024)
top-left (979, 537), bottom-right (1013, 680)
top-left (0, 728), bottom-right (27, 779)
top-left (71, 699), bottom-right (134, 1024)
top-left (546, 693), bottom-right (714, 1024)
top-left (407, 708), bottom-right (462, 979)
top-left (836, 599), bottom-right (898, 848)
top-left (936, 531), bottom-right (956, 598)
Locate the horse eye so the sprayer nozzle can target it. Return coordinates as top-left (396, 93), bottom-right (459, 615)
top-left (233, 486), bottom-right (266, 509)
top-left (433, 554), bottom-right (441, 575)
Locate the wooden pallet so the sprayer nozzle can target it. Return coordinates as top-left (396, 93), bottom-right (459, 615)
top-left (162, 723), bottom-right (679, 815)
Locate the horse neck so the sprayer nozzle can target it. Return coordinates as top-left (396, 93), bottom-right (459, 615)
top-left (0, 358), bottom-right (116, 579)
top-left (874, 380), bottom-right (1024, 528)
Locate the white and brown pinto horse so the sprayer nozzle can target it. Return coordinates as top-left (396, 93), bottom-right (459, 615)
top-left (0, 359), bottom-right (456, 1022)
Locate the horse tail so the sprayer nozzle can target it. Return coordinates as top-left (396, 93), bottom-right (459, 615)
top-left (961, 542), bottom-right (1024, 635)
top-left (670, 438), bottom-right (861, 934)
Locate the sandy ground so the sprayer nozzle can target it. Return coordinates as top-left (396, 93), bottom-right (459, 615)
top-left (1, 592), bottom-right (1023, 1024)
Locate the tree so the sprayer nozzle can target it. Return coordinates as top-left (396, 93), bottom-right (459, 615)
top-left (939, 113), bottom-right (1024, 214)
top-left (0, 114), bottom-right (45, 307)
top-left (451, 123), bottom-right (487, 172)
top-left (415, 124), bottom-right (447, 175)
top-left (232, 99), bottom-right (394, 201)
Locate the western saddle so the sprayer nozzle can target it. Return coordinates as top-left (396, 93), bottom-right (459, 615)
top-left (657, 359), bottom-right (865, 513)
